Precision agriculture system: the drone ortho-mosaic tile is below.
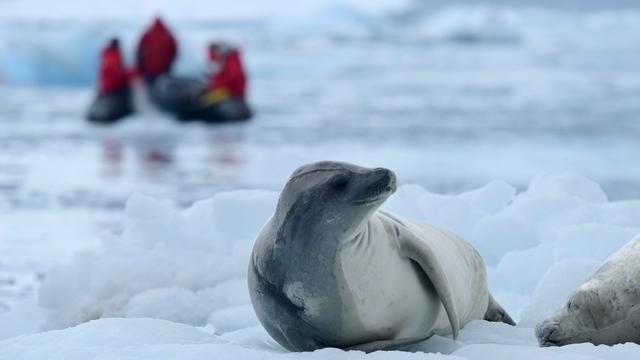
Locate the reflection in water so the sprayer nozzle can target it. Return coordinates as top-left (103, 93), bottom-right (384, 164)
top-left (133, 134), bottom-right (176, 179)
top-left (101, 140), bottom-right (122, 178)
top-left (139, 147), bottom-right (173, 175)
top-left (143, 149), bottom-right (173, 164)
top-left (207, 128), bottom-right (246, 168)
top-left (201, 127), bottom-right (249, 191)
top-left (97, 126), bottom-right (250, 203)
top-left (100, 135), bottom-right (176, 182)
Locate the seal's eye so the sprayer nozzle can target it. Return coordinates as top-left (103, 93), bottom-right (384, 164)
top-left (330, 176), bottom-right (349, 192)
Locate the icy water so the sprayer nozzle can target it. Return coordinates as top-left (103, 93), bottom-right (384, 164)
top-left (2, 6), bottom-right (640, 316)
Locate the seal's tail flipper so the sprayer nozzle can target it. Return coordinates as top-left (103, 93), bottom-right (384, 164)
top-left (484, 294), bottom-right (516, 326)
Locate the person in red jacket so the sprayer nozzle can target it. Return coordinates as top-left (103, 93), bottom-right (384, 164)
top-left (211, 45), bottom-right (246, 98)
top-left (200, 43), bottom-right (247, 106)
top-left (99, 38), bottom-right (129, 94)
top-left (189, 42), bottom-right (251, 122)
top-left (136, 17), bottom-right (177, 81)
top-left (87, 38), bottom-right (134, 123)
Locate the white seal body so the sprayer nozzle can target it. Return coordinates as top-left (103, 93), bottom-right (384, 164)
top-left (338, 211), bottom-right (490, 345)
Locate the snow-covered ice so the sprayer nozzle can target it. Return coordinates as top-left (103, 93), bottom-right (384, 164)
top-left (5, 317), bottom-right (640, 360)
top-left (2, 173), bottom-right (640, 359)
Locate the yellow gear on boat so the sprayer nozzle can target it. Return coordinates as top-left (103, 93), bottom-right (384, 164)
top-left (199, 88), bottom-right (231, 107)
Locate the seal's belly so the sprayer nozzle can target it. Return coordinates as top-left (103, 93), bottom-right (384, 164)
top-left (338, 231), bottom-right (446, 342)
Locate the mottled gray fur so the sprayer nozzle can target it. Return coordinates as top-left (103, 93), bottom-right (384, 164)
top-left (537, 235), bottom-right (640, 347)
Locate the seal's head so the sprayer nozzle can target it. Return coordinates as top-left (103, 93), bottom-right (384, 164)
top-left (277, 161), bottom-right (397, 237)
top-left (536, 281), bottom-right (621, 347)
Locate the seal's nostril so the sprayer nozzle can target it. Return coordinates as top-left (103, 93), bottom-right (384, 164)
top-left (536, 322), bottom-right (562, 347)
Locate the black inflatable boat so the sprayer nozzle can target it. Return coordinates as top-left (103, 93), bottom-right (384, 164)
top-left (87, 88), bottom-right (134, 124)
top-left (148, 75), bottom-right (253, 123)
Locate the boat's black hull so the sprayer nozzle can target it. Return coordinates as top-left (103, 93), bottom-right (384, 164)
top-left (149, 75), bottom-right (253, 123)
top-left (87, 88), bottom-right (134, 124)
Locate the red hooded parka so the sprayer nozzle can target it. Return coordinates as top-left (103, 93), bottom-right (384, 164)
top-left (209, 47), bottom-right (247, 98)
top-left (137, 18), bottom-right (177, 78)
top-left (99, 40), bottom-right (129, 93)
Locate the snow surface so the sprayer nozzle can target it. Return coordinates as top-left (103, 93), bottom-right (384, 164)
top-left (2, 173), bottom-right (640, 359)
top-left (3, 317), bottom-right (640, 360)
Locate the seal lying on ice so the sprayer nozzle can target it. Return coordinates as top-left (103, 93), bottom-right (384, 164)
top-left (537, 234), bottom-right (640, 347)
top-left (248, 161), bottom-right (514, 352)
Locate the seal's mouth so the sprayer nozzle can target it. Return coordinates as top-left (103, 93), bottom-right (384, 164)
top-left (353, 168), bottom-right (397, 205)
top-left (539, 339), bottom-right (563, 347)
top-left (536, 321), bottom-right (565, 347)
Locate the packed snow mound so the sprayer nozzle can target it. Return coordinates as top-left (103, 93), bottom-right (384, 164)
top-left (0, 318), bottom-right (453, 360)
top-left (0, 172), bottom-right (635, 358)
top-left (3, 317), bottom-right (640, 360)
top-left (38, 190), bottom-right (277, 330)
top-left (36, 172), bottom-right (640, 341)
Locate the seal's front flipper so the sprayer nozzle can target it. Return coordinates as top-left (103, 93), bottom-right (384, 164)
top-left (484, 294), bottom-right (515, 326)
top-left (392, 221), bottom-right (461, 339)
top-left (345, 334), bottom-right (432, 353)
